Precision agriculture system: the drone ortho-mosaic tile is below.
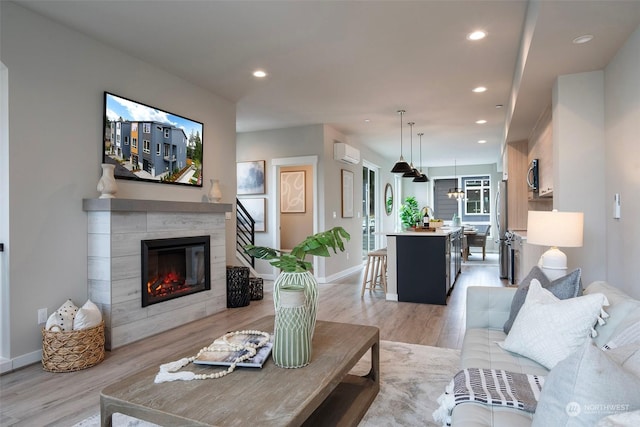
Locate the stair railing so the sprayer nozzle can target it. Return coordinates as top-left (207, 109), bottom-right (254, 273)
top-left (236, 198), bottom-right (255, 267)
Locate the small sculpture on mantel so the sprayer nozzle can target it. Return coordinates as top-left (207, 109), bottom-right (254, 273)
top-left (97, 163), bottom-right (118, 199)
top-left (208, 179), bottom-right (222, 203)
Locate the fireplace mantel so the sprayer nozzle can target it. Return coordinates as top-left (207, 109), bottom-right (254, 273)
top-left (83, 198), bottom-right (232, 214)
top-left (83, 198), bottom-right (231, 349)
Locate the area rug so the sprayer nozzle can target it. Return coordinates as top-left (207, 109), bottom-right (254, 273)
top-left (74, 341), bottom-right (460, 427)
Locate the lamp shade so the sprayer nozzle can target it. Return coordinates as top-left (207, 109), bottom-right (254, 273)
top-left (527, 210), bottom-right (584, 248)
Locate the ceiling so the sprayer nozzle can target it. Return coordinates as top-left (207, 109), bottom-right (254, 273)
top-left (16, 0), bottom-right (640, 168)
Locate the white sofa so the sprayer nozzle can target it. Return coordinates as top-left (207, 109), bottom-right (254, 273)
top-left (451, 281), bottom-right (640, 427)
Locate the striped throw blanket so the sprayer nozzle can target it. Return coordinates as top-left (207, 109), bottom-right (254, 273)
top-left (432, 368), bottom-right (545, 427)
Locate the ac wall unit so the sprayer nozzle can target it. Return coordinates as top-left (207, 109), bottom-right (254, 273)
top-left (333, 142), bottom-right (360, 165)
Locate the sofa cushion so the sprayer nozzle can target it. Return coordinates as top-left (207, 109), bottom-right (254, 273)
top-left (585, 281), bottom-right (640, 348)
top-left (452, 402), bottom-right (535, 427)
top-left (461, 328), bottom-right (548, 376)
top-left (500, 280), bottom-right (608, 370)
top-left (532, 342), bottom-right (640, 427)
top-left (503, 266), bottom-right (582, 334)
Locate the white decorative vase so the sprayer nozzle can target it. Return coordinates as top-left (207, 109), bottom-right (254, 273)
top-left (97, 163), bottom-right (118, 199)
top-left (208, 179), bottom-right (222, 203)
top-left (272, 271), bottom-right (319, 368)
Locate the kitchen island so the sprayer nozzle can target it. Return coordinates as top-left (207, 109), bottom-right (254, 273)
top-left (385, 227), bottom-right (462, 305)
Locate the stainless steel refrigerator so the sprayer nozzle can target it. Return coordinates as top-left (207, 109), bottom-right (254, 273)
top-left (495, 180), bottom-right (509, 279)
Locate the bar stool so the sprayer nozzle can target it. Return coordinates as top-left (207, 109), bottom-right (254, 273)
top-left (361, 248), bottom-right (387, 297)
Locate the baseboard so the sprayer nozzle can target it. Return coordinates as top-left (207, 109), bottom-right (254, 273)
top-left (318, 264), bottom-right (362, 284)
top-left (0, 349), bottom-right (42, 374)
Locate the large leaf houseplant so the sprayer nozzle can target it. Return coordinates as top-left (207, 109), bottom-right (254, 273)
top-left (243, 227), bottom-right (350, 368)
top-left (400, 196), bottom-right (421, 229)
top-left (244, 226), bottom-right (350, 273)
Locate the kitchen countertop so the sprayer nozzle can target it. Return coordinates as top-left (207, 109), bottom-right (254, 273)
top-left (386, 227), bottom-right (462, 237)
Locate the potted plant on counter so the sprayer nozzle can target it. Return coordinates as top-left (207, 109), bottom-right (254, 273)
top-left (400, 196), bottom-right (421, 230)
top-left (243, 227), bottom-right (350, 368)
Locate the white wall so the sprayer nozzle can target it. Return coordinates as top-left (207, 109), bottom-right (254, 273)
top-left (1, 2), bottom-right (236, 365)
top-left (553, 71), bottom-right (607, 284)
top-left (237, 124), bottom-right (395, 281)
top-left (604, 25), bottom-right (640, 298)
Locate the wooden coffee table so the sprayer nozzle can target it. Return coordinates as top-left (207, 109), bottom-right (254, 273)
top-left (100, 315), bottom-right (379, 426)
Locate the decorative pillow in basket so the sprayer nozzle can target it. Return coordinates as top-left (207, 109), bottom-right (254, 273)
top-left (42, 299), bottom-right (105, 372)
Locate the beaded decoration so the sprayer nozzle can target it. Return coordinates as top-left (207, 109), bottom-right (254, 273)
top-left (154, 330), bottom-right (270, 383)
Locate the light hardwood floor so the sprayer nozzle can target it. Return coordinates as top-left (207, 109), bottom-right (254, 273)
top-left (0, 259), bottom-right (506, 427)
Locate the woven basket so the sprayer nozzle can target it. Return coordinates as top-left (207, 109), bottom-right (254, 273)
top-left (41, 321), bottom-right (105, 372)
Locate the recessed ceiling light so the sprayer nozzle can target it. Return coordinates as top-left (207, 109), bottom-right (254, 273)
top-left (472, 86), bottom-right (487, 93)
top-left (573, 34), bottom-right (594, 44)
top-left (467, 30), bottom-right (486, 41)
top-left (475, 119), bottom-right (487, 124)
top-left (495, 104), bottom-right (503, 109)
top-left (364, 119), bottom-right (370, 123)
top-left (253, 70), bottom-right (267, 78)
top-left (478, 140), bottom-right (487, 144)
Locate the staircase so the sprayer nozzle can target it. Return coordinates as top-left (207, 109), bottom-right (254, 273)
top-left (236, 198), bottom-right (259, 276)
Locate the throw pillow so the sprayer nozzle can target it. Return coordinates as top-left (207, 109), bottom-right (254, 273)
top-left (603, 320), bottom-right (640, 350)
top-left (503, 266), bottom-right (582, 334)
top-left (500, 280), bottom-right (608, 370)
top-left (73, 299), bottom-right (102, 330)
top-left (532, 341), bottom-right (640, 427)
top-left (44, 299), bottom-right (78, 332)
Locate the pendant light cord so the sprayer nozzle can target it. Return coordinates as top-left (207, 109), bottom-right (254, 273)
top-left (398, 110), bottom-right (405, 159)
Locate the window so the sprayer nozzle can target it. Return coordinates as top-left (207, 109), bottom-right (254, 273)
top-left (464, 177), bottom-right (491, 215)
top-left (156, 143), bottom-right (161, 156)
top-left (132, 123), bottom-right (138, 132)
top-left (164, 128), bottom-right (170, 138)
top-left (132, 138), bottom-right (137, 149)
top-left (143, 123), bottom-right (151, 133)
top-left (164, 144), bottom-right (171, 157)
top-left (143, 140), bottom-right (150, 153)
top-left (434, 178), bottom-right (458, 220)
top-left (124, 136), bottom-right (129, 145)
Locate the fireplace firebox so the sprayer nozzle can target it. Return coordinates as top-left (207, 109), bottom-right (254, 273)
top-left (141, 236), bottom-right (211, 307)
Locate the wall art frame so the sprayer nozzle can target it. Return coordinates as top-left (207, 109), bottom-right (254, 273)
top-left (238, 197), bottom-right (266, 232)
top-left (237, 160), bottom-right (266, 195)
top-left (280, 170), bottom-right (306, 213)
top-left (341, 169), bottom-right (354, 218)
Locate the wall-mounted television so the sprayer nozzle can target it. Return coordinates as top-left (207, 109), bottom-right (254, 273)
top-left (103, 92), bottom-right (203, 187)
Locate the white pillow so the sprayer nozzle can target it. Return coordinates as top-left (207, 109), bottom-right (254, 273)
top-left (73, 299), bottom-right (102, 330)
top-left (44, 299), bottom-right (78, 332)
top-left (532, 342), bottom-right (640, 427)
top-left (500, 280), bottom-right (609, 369)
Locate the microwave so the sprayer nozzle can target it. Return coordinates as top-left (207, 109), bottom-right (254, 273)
top-left (527, 159), bottom-right (539, 192)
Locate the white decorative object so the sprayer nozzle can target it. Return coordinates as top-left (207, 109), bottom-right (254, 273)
top-left (208, 179), bottom-right (222, 203)
top-left (97, 163), bottom-right (118, 199)
top-left (527, 210), bottom-right (584, 280)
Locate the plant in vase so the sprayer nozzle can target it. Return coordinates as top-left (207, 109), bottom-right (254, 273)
top-left (400, 196), bottom-right (421, 229)
top-left (243, 227), bottom-right (350, 368)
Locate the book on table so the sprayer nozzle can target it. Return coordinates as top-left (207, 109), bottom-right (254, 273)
top-left (193, 332), bottom-right (273, 368)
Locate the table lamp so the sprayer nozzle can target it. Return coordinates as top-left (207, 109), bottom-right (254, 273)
top-left (526, 210), bottom-right (584, 280)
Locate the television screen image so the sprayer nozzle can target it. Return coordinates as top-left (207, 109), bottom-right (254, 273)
top-left (103, 92), bottom-right (204, 187)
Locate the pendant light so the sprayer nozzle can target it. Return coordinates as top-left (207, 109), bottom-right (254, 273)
top-left (413, 132), bottom-right (429, 182)
top-left (391, 110), bottom-right (413, 174)
top-left (447, 159), bottom-right (464, 200)
top-left (402, 122), bottom-right (420, 178)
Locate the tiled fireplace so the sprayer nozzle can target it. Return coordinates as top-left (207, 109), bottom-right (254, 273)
top-left (83, 199), bottom-right (232, 350)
